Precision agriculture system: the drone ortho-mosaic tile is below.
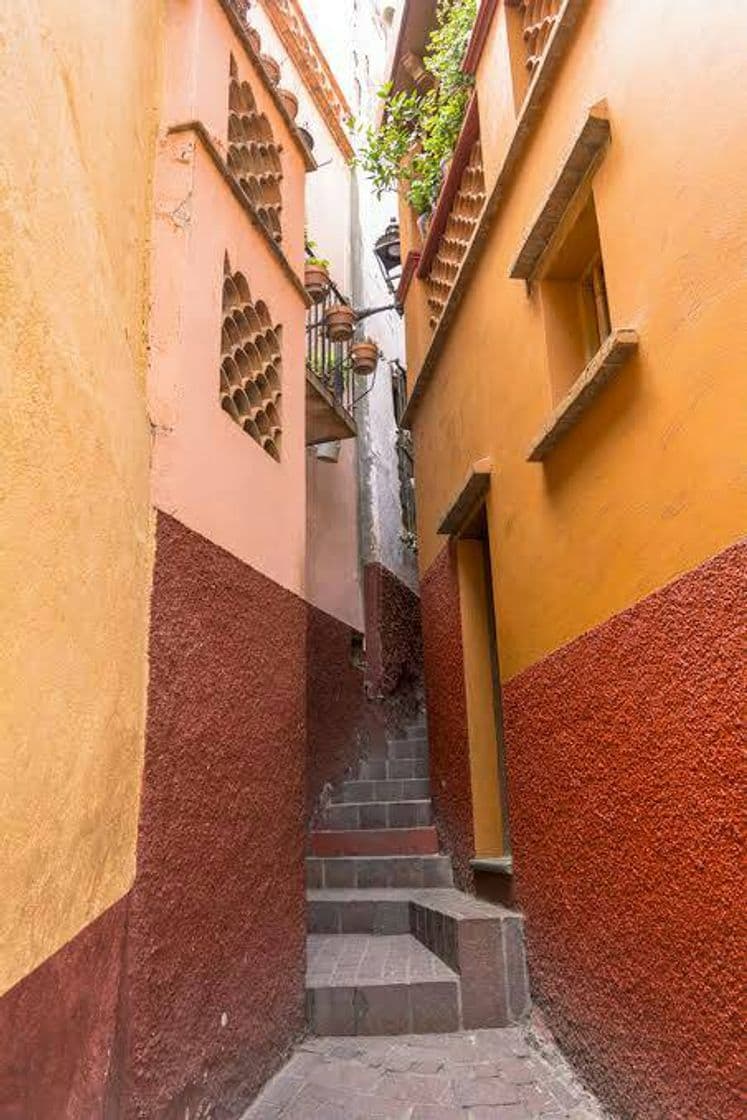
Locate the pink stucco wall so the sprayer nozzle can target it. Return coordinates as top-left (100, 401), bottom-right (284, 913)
top-left (306, 442), bottom-right (364, 632)
top-left (162, 0), bottom-right (306, 276)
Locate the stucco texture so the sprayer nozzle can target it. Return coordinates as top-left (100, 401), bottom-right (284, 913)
top-left (0, 1), bottom-right (160, 993)
top-left (119, 513), bottom-right (307, 1119)
top-left (420, 543), bottom-right (475, 888)
top-left (502, 542), bottom-right (747, 1120)
top-left (307, 602), bottom-right (380, 820)
top-left (364, 561), bottom-right (423, 707)
top-left (0, 898), bottom-right (128, 1120)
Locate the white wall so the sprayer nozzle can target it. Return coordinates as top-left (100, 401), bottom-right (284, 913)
top-left (301, 0), bottom-right (418, 591)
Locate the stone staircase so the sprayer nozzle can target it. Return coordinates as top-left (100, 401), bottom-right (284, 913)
top-left (305, 717), bottom-right (530, 1036)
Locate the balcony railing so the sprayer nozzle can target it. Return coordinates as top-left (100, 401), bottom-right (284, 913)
top-left (305, 270), bottom-right (357, 444)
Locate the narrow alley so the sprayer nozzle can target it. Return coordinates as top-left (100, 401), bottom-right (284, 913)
top-left (0, 1), bottom-right (743, 1119)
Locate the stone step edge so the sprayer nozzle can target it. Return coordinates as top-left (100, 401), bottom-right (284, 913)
top-left (305, 893), bottom-right (529, 1029)
top-left (309, 826), bottom-right (439, 858)
top-left (307, 887), bottom-right (518, 928)
top-left (321, 799), bottom-right (432, 811)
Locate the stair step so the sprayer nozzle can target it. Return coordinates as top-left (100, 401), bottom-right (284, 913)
top-left (319, 799), bottom-right (432, 831)
top-left (305, 886), bottom-right (530, 1028)
top-left (308, 888), bottom-right (412, 934)
top-left (306, 933), bottom-right (459, 1035)
top-left (387, 737), bottom-right (428, 760)
top-left (333, 777), bottom-right (430, 804)
top-left (306, 854), bottom-right (453, 890)
top-left (310, 826), bottom-right (439, 858)
top-left (411, 888), bottom-right (530, 1028)
top-left (357, 756), bottom-right (429, 781)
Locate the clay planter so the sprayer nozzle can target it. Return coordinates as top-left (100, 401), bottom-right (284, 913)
top-left (260, 54), bottom-right (281, 86)
top-left (278, 88), bottom-right (299, 120)
top-left (304, 263), bottom-right (329, 304)
top-left (324, 303), bottom-right (356, 343)
top-left (297, 126), bottom-right (315, 152)
top-left (350, 339), bottom-right (379, 376)
top-left (246, 26), bottom-right (261, 54)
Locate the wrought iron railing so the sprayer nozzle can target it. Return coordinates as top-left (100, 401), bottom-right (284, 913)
top-left (305, 277), bottom-right (355, 419)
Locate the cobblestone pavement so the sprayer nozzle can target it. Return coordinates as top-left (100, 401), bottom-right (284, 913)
top-left (242, 1022), bottom-right (607, 1119)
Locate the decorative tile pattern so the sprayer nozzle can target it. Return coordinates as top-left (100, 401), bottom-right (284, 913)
top-left (258, 0), bottom-right (355, 160)
top-left (227, 55), bottom-right (284, 242)
top-left (426, 141), bottom-right (486, 330)
top-left (520, 0), bottom-right (563, 78)
top-left (220, 257), bottom-right (283, 461)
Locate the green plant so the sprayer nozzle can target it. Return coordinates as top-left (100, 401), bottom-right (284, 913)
top-left (304, 238), bottom-right (330, 269)
top-left (352, 0), bottom-right (477, 214)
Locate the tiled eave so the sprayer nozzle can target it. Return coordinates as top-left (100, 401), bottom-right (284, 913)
top-left (527, 329), bottom-right (639, 461)
top-left (216, 0), bottom-right (317, 171)
top-left (401, 0), bottom-right (588, 428)
top-left (417, 95), bottom-right (480, 280)
top-left (169, 121), bottom-right (311, 306)
top-left (259, 0), bottom-right (355, 162)
top-left (510, 102), bottom-right (610, 280)
top-left (397, 250), bottom-right (422, 305)
top-left (462, 0), bottom-right (499, 77)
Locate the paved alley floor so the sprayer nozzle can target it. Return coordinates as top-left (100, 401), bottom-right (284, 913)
top-left (242, 1022), bottom-right (607, 1120)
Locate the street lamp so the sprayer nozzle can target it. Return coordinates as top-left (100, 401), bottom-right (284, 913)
top-left (373, 219), bottom-right (403, 303)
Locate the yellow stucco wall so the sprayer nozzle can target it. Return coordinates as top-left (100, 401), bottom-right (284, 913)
top-left (0, 1), bottom-right (162, 994)
top-left (408, 0), bottom-right (747, 681)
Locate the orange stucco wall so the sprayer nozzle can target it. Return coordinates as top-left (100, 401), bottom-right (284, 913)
top-left (406, 0), bottom-right (747, 681)
top-left (0, 1), bottom-right (162, 993)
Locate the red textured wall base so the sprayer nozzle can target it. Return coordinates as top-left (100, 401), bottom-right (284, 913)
top-left (118, 513), bottom-right (307, 1119)
top-left (306, 602), bottom-right (382, 821)
top-left (363, 561), bottom-right (423, 717)
top-left (420, 542), bottom-right (475, 888)
top-left (0, 898), bottom-right (127, 1120)
top-left (503, 540), bottom-right (746, 1120)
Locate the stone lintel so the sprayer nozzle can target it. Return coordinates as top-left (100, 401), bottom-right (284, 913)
top-left (510, 102), bottom-right (611, 281)
top-left (437, 458), bottom-right (492, 537)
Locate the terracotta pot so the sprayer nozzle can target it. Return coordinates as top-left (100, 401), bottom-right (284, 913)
top-left (304, 264), bottom-right (329, 304)
top-left (324, 303), bottom-right (356, 343)
top-left (260, 54), bottom-right (281, 85)
top-left (350, 339), bottom-right (379, 376)
top-left (278, 87), bottom-right (299, 120)
top-left (297, 126), bottom-right (315, 152)
top-left (246, 26), bottom-right (261, 54)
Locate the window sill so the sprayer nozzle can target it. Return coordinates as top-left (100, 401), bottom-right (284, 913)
top-left (527, 328), bottom-right (639, 462)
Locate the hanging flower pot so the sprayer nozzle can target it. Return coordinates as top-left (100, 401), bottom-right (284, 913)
top-left (260, 54), bottom-right (281, 86)
top-left (297, 126), bottom-right (315, 152)
top-left (246, 26), bottom-right (261, 55)
top-left (324, 303), bottom-right (356, 343)
top-left (350, 339), bottom-right (379, 376)
top-left (278, 87), bottom-right (299, 120)
top-left (304, 262), bottom-right (329, 304)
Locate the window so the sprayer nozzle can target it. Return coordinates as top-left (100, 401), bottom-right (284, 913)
top-left (538, 189), bottom-right (611, 402)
